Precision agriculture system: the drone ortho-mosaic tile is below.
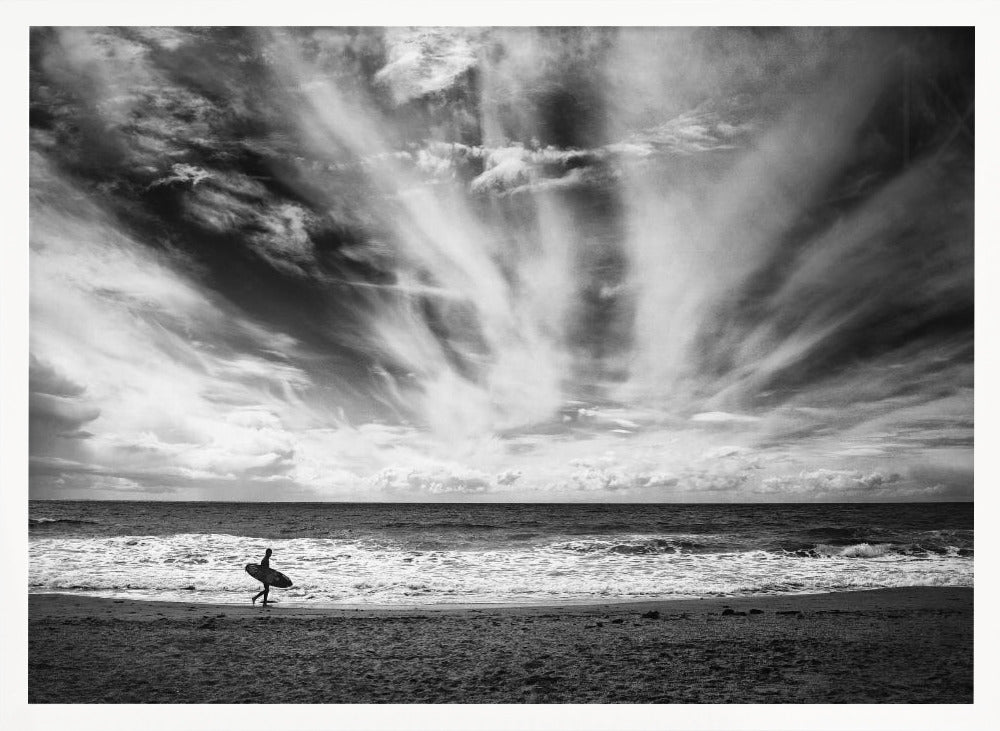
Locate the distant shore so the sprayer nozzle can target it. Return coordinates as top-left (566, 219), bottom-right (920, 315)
top-left (29, 587), bottom-right (972, 703)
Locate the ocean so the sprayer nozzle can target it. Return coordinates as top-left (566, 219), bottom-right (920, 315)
top-left (29, 501), bottom-right (973, 607)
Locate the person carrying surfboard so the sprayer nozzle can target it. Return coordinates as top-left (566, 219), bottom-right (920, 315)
top-left (252, 548), bottom-right (273, 606)
top-left (246, 549), bottom-right (293, 606)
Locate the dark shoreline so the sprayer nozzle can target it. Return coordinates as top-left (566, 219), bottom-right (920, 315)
top-left (29, 587), bottom-right (972, 703)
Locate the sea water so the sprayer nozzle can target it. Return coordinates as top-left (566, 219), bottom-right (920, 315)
top-left (29, 501), bottom-right (973, 606)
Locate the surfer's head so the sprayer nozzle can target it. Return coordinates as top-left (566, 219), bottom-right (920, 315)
top-left (265, 548), bottom-right (272, 556)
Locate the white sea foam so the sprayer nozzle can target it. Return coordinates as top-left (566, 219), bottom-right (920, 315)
top-left (29, 532), bottom-right (974, 606)
top-left (813, 542), bottom-right (895, 558)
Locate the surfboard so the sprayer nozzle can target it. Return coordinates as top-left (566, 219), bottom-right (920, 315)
top-left (245, 563), bottom-right (293, 588)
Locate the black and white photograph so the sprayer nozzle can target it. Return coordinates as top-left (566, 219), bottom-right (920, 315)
top-left (6, 8), bottom-right (992, 728)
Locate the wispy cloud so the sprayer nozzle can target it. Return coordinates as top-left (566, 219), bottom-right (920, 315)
top-left (375, 28), bottom-right (478, 105)
top-left (29, 27), bottom-right (973, 501)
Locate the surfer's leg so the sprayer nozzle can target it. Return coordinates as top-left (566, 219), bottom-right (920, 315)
top-left (252, 588), bottom-right (264, 604)
top-left (261, 584), bottom-right (270, 606)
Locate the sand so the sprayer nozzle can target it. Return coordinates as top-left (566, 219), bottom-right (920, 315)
top-left (28, 587), bottom-right (972, 703)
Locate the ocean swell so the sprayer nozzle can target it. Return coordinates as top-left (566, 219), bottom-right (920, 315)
top-left (29, 531), bottom-right (973, 606)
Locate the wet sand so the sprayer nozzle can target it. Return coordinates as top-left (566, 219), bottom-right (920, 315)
top-left (29, 587), bottom-right (972, 703)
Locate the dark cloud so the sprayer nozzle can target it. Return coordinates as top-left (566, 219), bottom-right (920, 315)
top-left (29, 393), bottom-right (100, 433)
top-left (29, 355), bottom-right (86, 398)
top-left (29, 357), bottom-right (101, 455)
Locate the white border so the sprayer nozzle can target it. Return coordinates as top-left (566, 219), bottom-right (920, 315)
top-left (3, 2), bottom-right (998, 729)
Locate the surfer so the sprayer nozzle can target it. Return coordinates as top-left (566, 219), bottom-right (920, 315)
top-left (252, 548), bottom-right (273, 606)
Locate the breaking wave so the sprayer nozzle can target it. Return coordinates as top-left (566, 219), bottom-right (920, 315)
top-left (814, 542), bottom-right (894, 558)
top-left (30, 518), bottom-right (99, 528)
top-left (551, 535), bottom-right (729, 555)
top-left (789, 541), bottom-right (972, 559)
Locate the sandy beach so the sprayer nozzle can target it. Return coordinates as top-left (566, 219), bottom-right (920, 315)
top-left (29, 587), bottom-right (972, 703)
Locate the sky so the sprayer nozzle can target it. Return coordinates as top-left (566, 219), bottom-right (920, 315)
top-left (27, 26), bottom-right (974, 502)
